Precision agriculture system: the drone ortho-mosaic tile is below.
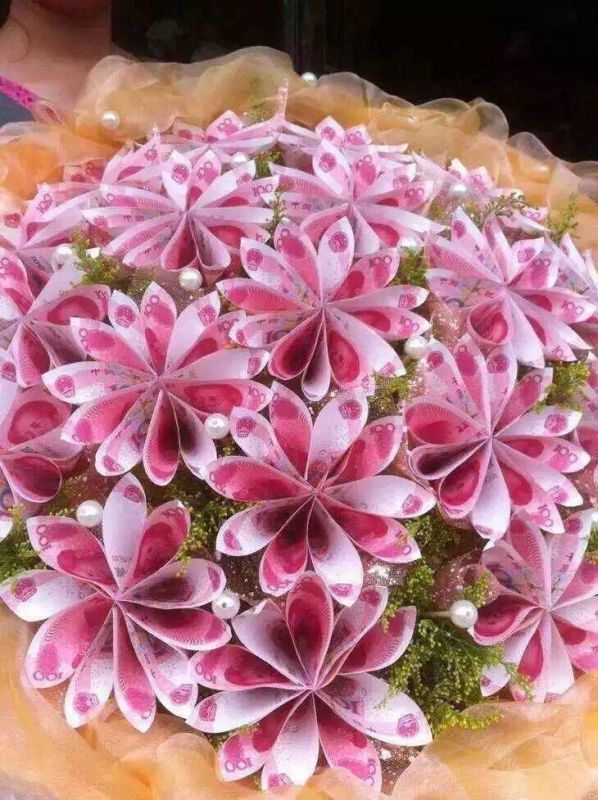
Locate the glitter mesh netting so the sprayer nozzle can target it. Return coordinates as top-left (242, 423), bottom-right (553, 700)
top-left (0, 46), bottom-right (597, 800)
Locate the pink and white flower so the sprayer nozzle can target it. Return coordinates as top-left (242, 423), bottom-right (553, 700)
top-left (418, 157), bottom-right (547, 234)
top-left (278, 114), bottom-right (409, 168)
top-left (0, 199), bottom-right (80, 293)
top-left (0, 259), bottom-right (108, 386)
top-left (12, 139), bottom-right (180, 256)
top-left (0, 473), bottom-right (230, 730)
top-left (473, 510), bottom-right (598, 701)
top-left (43, 284), bottom-right (270, 484)
top-left (270, 139), bottom-right (442, 255)
top-left (206, 384), bottom-right (433, 604)
top-left (168, 110), bottom-right (278, 163)
top-left (0, 351), bottom-right (80, 540)
top-left (427, 210), bottom-right (593, 366)
top-left (89, 149), bottom-right (278, 281)
top-left (188, 572), bottom-right (430, 789)
top-left (220, 217), bottom-right (429, 400)
top-left (557, 234), bottom-right (598, 349)
top-left (405, 335), bottom-right (589, 539)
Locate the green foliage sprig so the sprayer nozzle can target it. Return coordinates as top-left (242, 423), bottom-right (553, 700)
top-left (381, 564), bottom-right (434, 629)
top-left (368, 361), bottom-right (418, 418)
top-left (0, 507), bottom-right (44, 583)
top-left (72, 231), bottom-right (127, 289)
top-left (397, 248), bottom-right (428, 287)
top-left (405, 508), bottom-right (461, 568)
top-left (461, 572), bottom-right (493, 608)
top-left (72, 231), bottom-right (154, 296)
top-left (548, 194), bottom-right (579, 243)
top-left (426, 199), bottom-right (450, 226)
top-left (254, 148), bottom-right (281, 178)
top-left (585, 523), bottom-right (598, 565)
top-left (378, 506), bottom-right (517, 732)
top-left (544, 360), bottom-right (589, 410)
top-left (386, 618), bottom-right (505, 734)
top-left (264, 187), bottom-right (286, 242)
top-left (246, 77), bottom-right (270, 124)
top-left (463, 192), bottom-right (533, 228)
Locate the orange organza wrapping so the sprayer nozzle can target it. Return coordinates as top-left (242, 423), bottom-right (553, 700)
top-left (0, 46), bottom-right (597, 254)
top-left (2, 605), bottom-right (598, 799)
top-left (1, 47), bottom-right (598, 799)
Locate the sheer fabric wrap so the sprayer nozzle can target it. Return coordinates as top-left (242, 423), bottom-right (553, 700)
top-left (1, 606), bottom-right (598, 800)
top-left (0, 46), bottom-right (597, 253)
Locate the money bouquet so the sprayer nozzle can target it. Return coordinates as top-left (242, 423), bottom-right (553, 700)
top-left (0, 48), bottom-right (596, 799)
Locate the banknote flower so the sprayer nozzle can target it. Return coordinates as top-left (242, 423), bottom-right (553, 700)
top-left (219, 216), bottom-right (429, 400)
top-left (206, 384), bottom-right (434, 604)
top-left (0, 259), bottom-right (108, 386)
top-left (90, 148), bottom-right (277, 281)
top-left (43, 283), bottom-right (270, 484)
top-left (416, 156), bottom-right (547, 234)
top-left (427, 209), bottom-right (593, 367)
top-left (0, 197), bottom-right (88, 292)
top-left (25, 136), bottom-right (176, 245)
top-left (168, 110), bottom-right (279, 162)
top-left (0, 352), bottom-right (80, 540)
top-left (405, 335), bottom-right (589, 539)
top-left (270, 139), bottom-right (442, 255)
top-left (472, 510), bottom-right (598, 701)
top-left (278, 114), bottom-right (409, 167)
top-left (2, 140), bottom-right (183, 271)
top-left (557, 234), bottom-right (598, 348)
top-left (0, 473), bottom-right (230, 730)
top-left (188, 572), bottom-right (430, 789)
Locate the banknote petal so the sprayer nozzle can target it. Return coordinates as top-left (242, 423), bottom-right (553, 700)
top-left (0, 569), bottom-right (91, 622)
top-left (64, 615), bottom-right (114, 727)
top-left (113, 608), bottom-right (156, 732)
top-left (191, 644), bottom-right (294, 691)
top-left (317, 701), bottom-right (382, 791)
top-left (25, 594), bottom-right (112, 688)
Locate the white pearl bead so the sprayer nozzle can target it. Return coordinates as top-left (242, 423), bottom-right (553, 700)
top-left (52, 243), bottom-right (74, 269)
top-left (301, 71), bottom-right (318, 85)
top-left (178, 266), bottom-right (203, 292)
top-left (449, 599), bottom-right (478, 629)
top-left (100, 110), bottom-right (121, 130)
top-left (280, 216), bottom-right (291, 225)
top-left (449, 182), bottom-right (469, 198)
top-left (592, 509), bottom-right (598, 527)
top-left (211, 589), bottom-right (241, 620)
top-left (404, 335), bottom-right (428, 360)
top-left (379, 748), bottom-right (392, 761)
top-left (86, 247), bottom-right (101, 259)
top-left (204, 413), bottom-right (230, 440)
top-left (400, 236), bottom-right (420, 251)
top-left (230, 151), bottom-right (249, 166)
top-left (76, 499), bottom-right (103, 528)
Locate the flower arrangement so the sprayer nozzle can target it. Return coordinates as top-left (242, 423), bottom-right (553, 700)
top-left (0, 54), bottom-right (596, 796)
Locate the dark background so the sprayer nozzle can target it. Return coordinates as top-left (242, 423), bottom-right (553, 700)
top-left (111, 1), bottom-right (597, 163)
top-left (3, 1), bottom-right (597, 162)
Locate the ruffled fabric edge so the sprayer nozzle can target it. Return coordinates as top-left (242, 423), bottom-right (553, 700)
top-left (1, 603), bottom-right (598, 800)
top-left (0, 46), bottom-right (597, 254)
